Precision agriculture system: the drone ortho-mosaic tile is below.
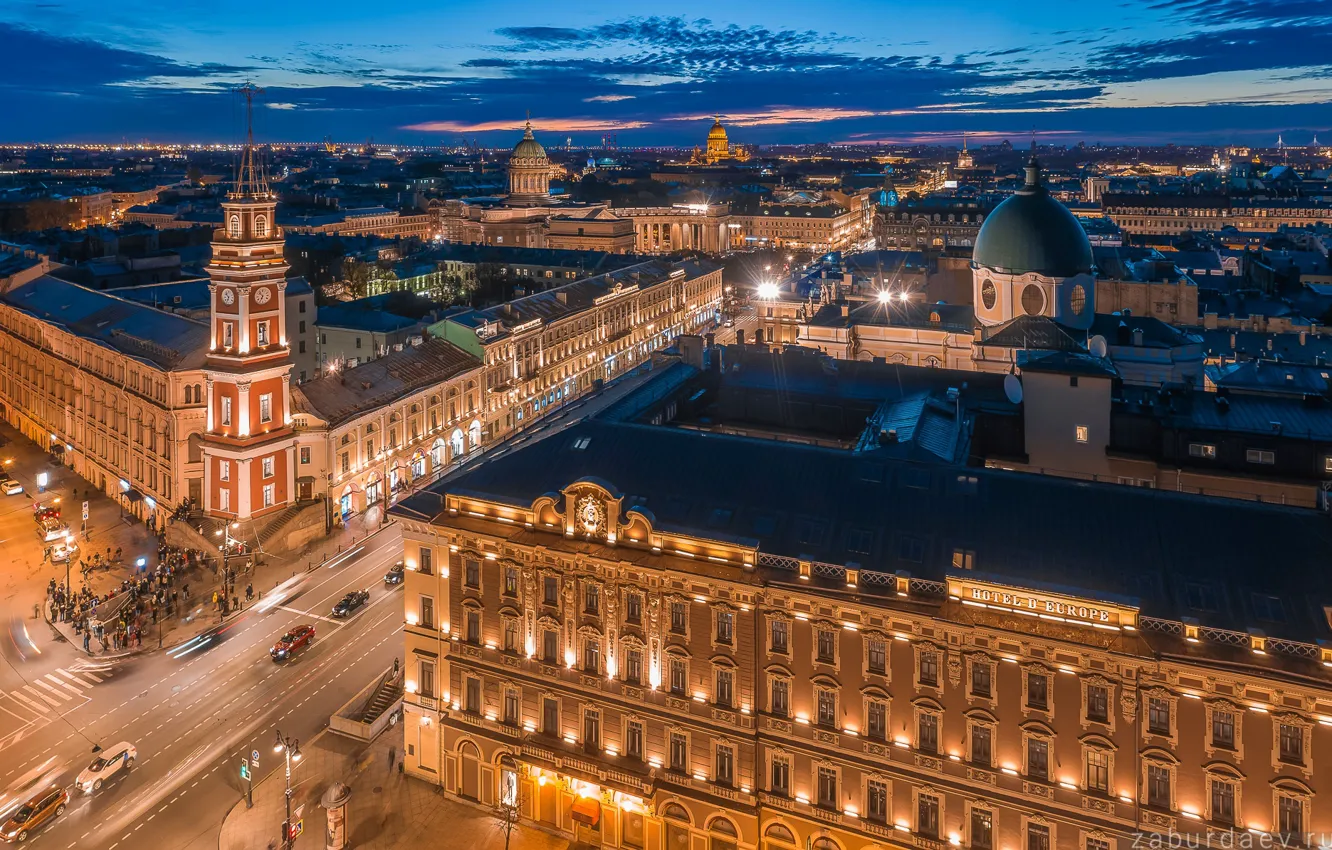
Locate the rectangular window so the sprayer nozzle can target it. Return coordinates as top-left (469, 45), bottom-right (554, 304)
top-left (1246, 448), bottom-right (1275, 465)
top-left (1147, 765), bottom-right (1171, 808)
top-left (816, 767), bottom-right (838, 809)
top-left (918, 713), bottom-right (939, 754)
top-left (1027, 674), bottom-right (1048, 710)
top-left (867, 780), bottom-right (889, 823)
top-left (1085, 750), bottom-right (1109, 793)
top-left (1147, 697), bottom-right (1171, 735)
top-left (219, 460), bottom-right (230, 482)
top-left (219, 489), bottom-right (230, 512)
top-left (542, 697), bottom-right (560, 736)
top-left (220, 396), bottom-right (233, 427)
top-left (584, 583), bottom-right (599, 615)
top-left (262, 457), bottom-right (274, 479)
top-left (542, 629), bottom-right (559, 664)
top-left (770, 756), bottom-right (790, 796)
top-left (1087, 685), bottom-right (1109, 723)
top-left (917, 793), bottom-right (940, 839)
top-left (669, 657), bottom-right (687, 695)
top-left (259, 393), bottom-right (272, 424)
top-left (299, 447), bottom-right (310, 464)
top-left (1075, 424), bottom-right (1089, 442)
top-left (1027, 738), bottom-right (1049, 780)
top-left (970, 809), bottom-right (993, 850)
top-left (503, 567), bottom-right (518, 596)
top-left (771, 678), bottom-right (789, 717)
top-left (465, 610), bottom-right (480, 644)
top-left (670, 600), bottom-right (688, 633)
top-left (714, 744), bottom-right (734, 786)
top-left (669, 732), bottom-right (688, 772)
top-left (1211, 779), bottom-right (1235, 824)
top-left (502, 618), bottom-right (518, 653)
top-left (971, 662), bottom-right (991, 698)
top-left (1212, 710), bottom-right (1235, 749)
top-left (1278, 797), bottom-right (1303, 834)
top-left (1189, 442), bottom-right (1217, 459)
top-left (464, 677), bottom-right (480, 714)
top-left (624, 647), bottom-right (642, 684)
top-left (418, 660), bottom-right (435, 698)
top-left (599, 716), bottom-right (632, 764)
top-left (1279, 724), bottom-right (1304, 764)
top-left (1027, 824), bottom-right (1050, 850)
top-left (464, 559), bottom-right (479, 589)
top-left (919, 650), bottom-right (938, 686)
top-left (770, 619), bottom-right (789, 654)
top-left (582, 710), bottom-right (600, 751)
top-left (715, 668), bottom-right (733, 707)
top-left (716, 610), bottom-right (733, 645)
top-left (868, 700), bottom-right (887, 740)
top-left (256, 321), bottom-right (269, 347)
top-left (543, 576), bottom-right (558, 605)
top-left (503, 689), bottom-right (519, 726)
top-left (419, 595), bottom-right (434, 630)
top-left (971, 725), bottom-right (992, 765)
top-left (625, 593), bottom-right (642, 624)
top-left (262, 483), bottom-right (275, 508)
top-left (867, 638), bottom-right (886, 675)
top-left (583, 639), bottom-right (600, 673)
top-left (952, 548), bottom-right (975, 570)
top-left (817, 689), bottom-right (837, 727)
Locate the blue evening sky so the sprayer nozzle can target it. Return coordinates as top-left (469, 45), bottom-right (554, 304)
top-left (3, 0), bottom-right (1330, 146)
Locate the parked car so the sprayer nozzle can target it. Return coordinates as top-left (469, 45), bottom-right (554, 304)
top-left (75, 742), bottom-right (137, 794)
top-left (331, 590), bottom-right (370, 618)
top-left (0, 785), bottom-right (68, 843)
top-left (384, 562), bottom-right (404, 586)
top-left (1, 479), bottom-right (21, 496)
top-left (271, 624), bottom-right (315, 661)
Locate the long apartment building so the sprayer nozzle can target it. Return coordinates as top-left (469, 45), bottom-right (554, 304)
top-left (434, 259), bottom-right (723, 443)
top-left (0, 274), bottom-right (208, 525)
top-left (393, 356), bottom-right (1332, 850)
top-left (1102, 194), bottom-right (1331, 237)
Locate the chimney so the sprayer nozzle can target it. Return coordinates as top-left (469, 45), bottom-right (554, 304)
top-left (1300, 331), bottom-right (1307, 346)
top-left (1132, 327), bottom-right (1144, 347)
top-left (840, 304), bottom-right (850, 318)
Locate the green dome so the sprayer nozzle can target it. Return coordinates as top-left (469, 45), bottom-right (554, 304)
top-left (510, 121), bottom-right (548, 163)
top-left (973, 158), bottom-right (1093, 278)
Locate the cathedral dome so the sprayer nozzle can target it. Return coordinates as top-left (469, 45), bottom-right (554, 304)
top-left (707, 119), bottom-right (728, 143)
top-left (973, 157), bottom-right (1093, 278)
top-left (510, 121), bottom-right (548, 165)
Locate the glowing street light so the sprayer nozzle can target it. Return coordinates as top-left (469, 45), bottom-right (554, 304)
top-left (756, 281), bottom-right (779, 300)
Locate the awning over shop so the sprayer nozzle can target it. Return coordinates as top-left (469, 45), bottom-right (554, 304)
top-left (49, 443), bottom-right (65, 454)
top-left (571, 797), bottom-right (601, 827)
top-left (124, 488), bottom-right (144, 503)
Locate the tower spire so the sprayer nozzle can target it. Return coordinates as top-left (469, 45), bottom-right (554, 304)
top-left (233, 82), bottom-right (270, 200)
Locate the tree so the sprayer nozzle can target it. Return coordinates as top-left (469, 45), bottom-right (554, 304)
top-left (341, 258), bottom-right (373, 299)
top-left (494, 778), bottom-right (525, 850)
top-left (186, 165), bottom-right (203, 185)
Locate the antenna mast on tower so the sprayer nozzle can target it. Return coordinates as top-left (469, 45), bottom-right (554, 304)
top-left (233, 82), bottom-right (270, 199)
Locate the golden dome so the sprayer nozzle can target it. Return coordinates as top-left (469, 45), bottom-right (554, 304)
top-left (707, 118), bottom-right (728, 142)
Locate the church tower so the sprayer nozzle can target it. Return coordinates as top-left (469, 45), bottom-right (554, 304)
top-left (201, 84), bottom-right (297, 521)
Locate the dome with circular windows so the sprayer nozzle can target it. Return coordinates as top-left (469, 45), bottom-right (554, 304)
top-left (1020, 284), bottom-right (1045, 316)
top-left (973, 157), bottom-right (1093, 278)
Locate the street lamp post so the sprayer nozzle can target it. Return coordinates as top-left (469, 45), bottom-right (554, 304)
top-left (274, 730), bottom-right (302, 849)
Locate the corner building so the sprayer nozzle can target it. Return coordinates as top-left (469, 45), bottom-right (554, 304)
top-left (394, 391), bottom-right (1332, 850)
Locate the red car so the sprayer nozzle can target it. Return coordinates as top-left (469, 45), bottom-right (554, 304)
top-left (271, 624), bottom-right (315, 662)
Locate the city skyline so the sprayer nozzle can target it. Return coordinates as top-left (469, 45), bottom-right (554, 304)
top-left (5, 0), bottom-right (1332, 146)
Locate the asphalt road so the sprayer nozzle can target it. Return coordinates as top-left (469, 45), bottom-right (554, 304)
top-left (0, 522), bottom-right (406, 850)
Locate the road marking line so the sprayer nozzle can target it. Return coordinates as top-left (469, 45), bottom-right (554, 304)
top-left (0, 698), bottom-right (35, 723)
top-left (57, 669), bottom-right (100, 688)
top-left (9, 690), bottom-right (46, 712)
top-left (24, 684), bottom-right (63, 706)
top-left (44, 674), bottom-right (83, 696)
top-left (276, 605), bottom-right (344, 625)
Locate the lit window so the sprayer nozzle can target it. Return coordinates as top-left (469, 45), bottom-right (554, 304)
top-left (1075, 425), bottom-right (1089, 443)
top-left (261, 483), bottom-right (275, 507)
top-left (218, 460), bottom-right (230, 482)
top-left (220, 396), bottom-right (233, 427)
top-left (261, 457), bottom-right (274, 479)
top-left (259, 393), bottom-right (272, 424)
top-left (256, 321), bottom-right (269, 347)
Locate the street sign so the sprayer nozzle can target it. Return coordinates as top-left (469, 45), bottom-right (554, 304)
top-left (290, 819), bottom-right (303, 840)
top-left (239, 760), bottom-right (250, 781)
top-left (251, 758), bottom-right (258, 767)
top-left (252, 749), bottom-right (260, 762)
top-left (81, 501), bottom-right (89, 521)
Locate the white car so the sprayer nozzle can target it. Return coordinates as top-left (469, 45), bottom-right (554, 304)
top-left (1, 479), bottom-right (21, 496)
top-left (75, 743), bottom-right (136, 794)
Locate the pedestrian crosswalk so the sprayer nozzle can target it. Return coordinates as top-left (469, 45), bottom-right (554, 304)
top-left (0, 663), bottom-right (115, 750)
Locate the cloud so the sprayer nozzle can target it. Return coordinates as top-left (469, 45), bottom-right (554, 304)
top-left (266, 102), bottom-right (299, 110)
top-left (402, 118), bottom-right (651, 133)
top-left (584, 94), bottom-right (636, 103)
top-left (663, 108), bottom-right (883, 126)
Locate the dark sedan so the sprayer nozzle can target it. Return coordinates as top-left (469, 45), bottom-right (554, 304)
top-left (384, 562), bottom-right (404, 586)
top-left (331, 589), bottom-right (370, 618)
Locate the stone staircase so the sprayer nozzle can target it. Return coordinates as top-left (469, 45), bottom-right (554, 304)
top-left (358, 671), bottom-right (404, 724)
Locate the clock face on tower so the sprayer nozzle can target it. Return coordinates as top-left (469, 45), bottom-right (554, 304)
top-left (255, 287), bottom-right (272, 305)
top-left (220, 289), bottom-right (235, 305)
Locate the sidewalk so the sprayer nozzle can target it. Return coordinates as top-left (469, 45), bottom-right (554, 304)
top-left (220, 727), bottom-right (571, 850)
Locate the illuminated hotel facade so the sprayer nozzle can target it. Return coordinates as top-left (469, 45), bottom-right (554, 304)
top-left (393, 364), bottom-right (1332, 850)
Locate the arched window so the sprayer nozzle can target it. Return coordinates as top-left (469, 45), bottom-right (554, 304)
top-left (228, 214), bottom-right (241, 239)
top-left (254, 215), bottom-right (269, 238)
top-left (662, 803), bottom-right (691, 823)
top-left (708, 817), bottom-right (738, 850)
top-left (764, 823), bottom-right (796, 844)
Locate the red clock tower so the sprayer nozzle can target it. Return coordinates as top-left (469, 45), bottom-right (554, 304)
top-left (202, 84), bottom-right (296, 521)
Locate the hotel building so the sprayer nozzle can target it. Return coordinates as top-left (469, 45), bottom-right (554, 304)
top-left (394, 349), bottom-right (1332, 850)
